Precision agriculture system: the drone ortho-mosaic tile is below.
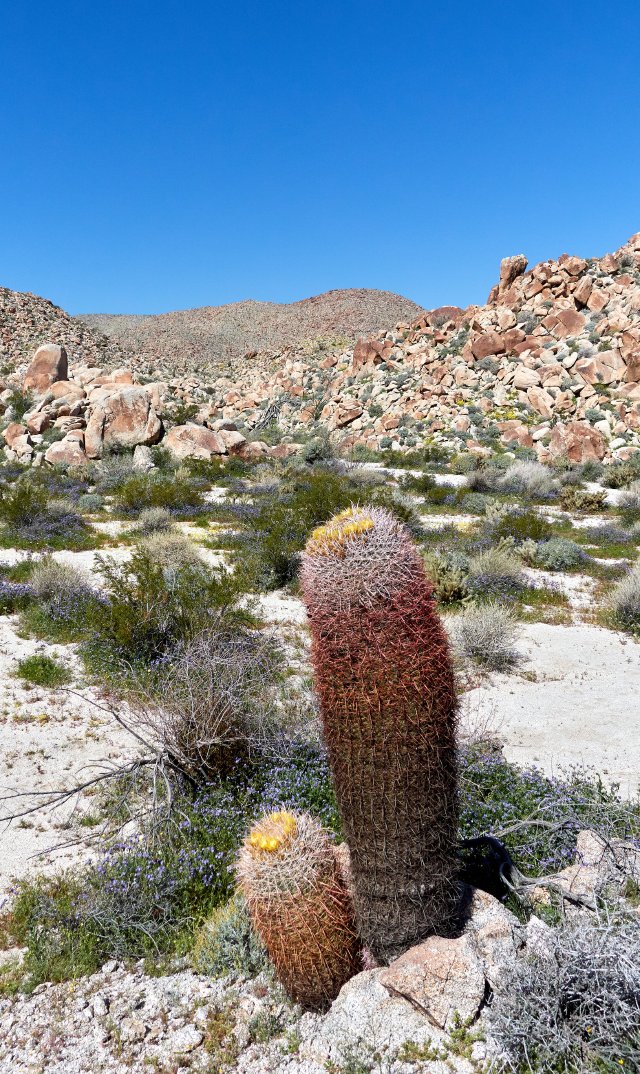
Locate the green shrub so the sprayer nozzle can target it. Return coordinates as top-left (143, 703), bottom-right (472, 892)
top-left (602, 457), bottom-right (640, 488)
top-left (423, 551), bottom-right (470, 606)
top-left (15, 654), bottom-right (72, 688)
top-left (191, 894), bottom-right (268, 978)
top-left (85, 550), bottom-right (244, 674)
top-left (3, 388), bottom-right (34, 422)
top-left (77, 493), bottom-right (104, 513)
top-left (458, 492), bottom-right (489, 514)
top-left (467, 547), bottom-right (525, 600)
top-left (0, 479), bottom-right (89, 549)
top-left (559, 486), bottom-right (607, 512)
top-left (491, 509), bottom-right (553, 544)
top-left (535, 537), bottom-right (586, 571)
top-left (113, 472), bottom-right (204, 517)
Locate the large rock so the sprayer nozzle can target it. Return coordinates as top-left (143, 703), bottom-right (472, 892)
top-left (513, 366), bottom-right (541, 390)
top-left (548, 420), bottom-right (607, 463)
top-left (23, 344), bottom-right (68, 394)
top-left (471, 332), bottom-right (506, 360)
top-left (379, 933), bottom-right (485, 1029)
top-left (45, 431), bottom-right (87, 467)
top-left (164, 423), bottom-right (227, 460)
top-left (498, 254), bottom-right (528, 293)
top-left (84, 388), bottom-right (162, 458)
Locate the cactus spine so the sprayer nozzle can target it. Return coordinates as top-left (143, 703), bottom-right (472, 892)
top-left (301, 506), bottom-right (459, 964)
top-left (236, 810), bottom-right (360, 1010)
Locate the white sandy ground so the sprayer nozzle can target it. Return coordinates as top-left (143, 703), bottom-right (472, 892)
top-left (0, 618), bottom-right (132, 905)
top-left (461, 622), bottom-right (640, 798)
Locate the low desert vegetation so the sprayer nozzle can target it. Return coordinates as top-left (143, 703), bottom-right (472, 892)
top-left (0, 435), bottom-right (638, 1073)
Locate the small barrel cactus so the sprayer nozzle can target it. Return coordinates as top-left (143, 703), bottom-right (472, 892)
top-left (236, 810), bottom-right (360, 1010)
top-left (301, 506), bottom-right (459, 964)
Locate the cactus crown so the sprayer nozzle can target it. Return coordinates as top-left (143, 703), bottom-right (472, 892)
top-left (247, 810), bottom-right (298, 854)
top-left (237, 811), bottom-right (336, 898)
top-left (307, 508), bottom-right (375, 557)
top-left (302, 505), bottom-right (427, 613)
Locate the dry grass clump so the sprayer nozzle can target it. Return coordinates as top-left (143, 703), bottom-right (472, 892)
top-left (452, 603), bottom-right (520, 671)
top-left (136, 531), bottom-right (203, 569)
top-left (609, 563), bottom-right (640, 633)
top-left (498, 460), bottom-right (556, 499)
top-left (467, 547), bottom-right (525, 599)
top-left (487, 910), bottom-right (640, 1071)
top-left (133, 626), bottom-right (284, 780)
top-left (132, 507), bottom-right (175, 535)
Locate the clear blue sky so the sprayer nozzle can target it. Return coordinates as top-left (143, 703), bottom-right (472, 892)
top-left (2, 1), bottom-right (639, 315)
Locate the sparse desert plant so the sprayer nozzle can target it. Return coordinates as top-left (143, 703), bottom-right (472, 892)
top-left (609, 563), bottom-right (640, 633)
top-left (423, 550), bottom-right (470, 606)
top-left (21, 557), bottom-right (103, 641)
top-left (301, 506), bottom-right (459, 963)
top-left (91, 452), bottom-right (137, 492)
top-left (618, 479), bottom-right (640, 514)
top-left (0, 479), bottom-right (88, 547)
top-left (467, 547), bottom-right (525, 600)
top-left (451, 603), bottom-right (520, 672)
top-left (535, 537), bottom-right (586, 571)
top-left (136, 531), bottom-right (203, 570)
top-left (498, 460), bottom-right (556, 499)
top-left (132, 625), bottom-right (284, 780)
top-left (191, 893), bottom-right (268, 979)
top-left (77, 493), bottom-right (104, 513)
top-left (489, 507), bottom-right (553, 544)
top-left (132, 506), bottom-right (175, 535)
top-left (602, 456), bottom-right (640, 488)
top-left (559, 486), bottom-right (607, 512)
top-left (464, 466), bottom-right (501, 493)
top-left (236, 811), bottom-right (359, 1009)
top-left (486, 911), bottom-right (640, 1072)
top-left (15, 653), bottom-right (72, 688)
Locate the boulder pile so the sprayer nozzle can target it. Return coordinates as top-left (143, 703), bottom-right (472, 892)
top-left (3, 233), bottom-right (640, 467)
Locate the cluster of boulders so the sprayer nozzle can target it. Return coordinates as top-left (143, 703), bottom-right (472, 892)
top-left (3, 234), bottom-right (640, 469)
top-left (1, 343), bottom-right (299, 467)
top-left (200, 233), bottom-right (640, 465)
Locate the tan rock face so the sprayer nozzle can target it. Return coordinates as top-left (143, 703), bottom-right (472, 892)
top-left (45, 433), bottom-right (87, 467)
top-left (23, 344), bottom-right (68, 394)
top-left (548, 421), bottom-right (607, 463)
top-left (164, 424), bottom-right (227, 460)
top-left (84, 387), bottom-right (162, 458)
top-left (498, 254), bottom-right (528, 293)
top-left (379, 933), bottom-right (485, 1029)
top-left (3, 422), bottom-right (29, 448)
top-left (471, 332), bottom-right (506, 360)
top-left (513, 366), bottom-right (541, 390)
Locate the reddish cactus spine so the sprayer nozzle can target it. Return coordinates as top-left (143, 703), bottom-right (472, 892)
top-left (300, 507), bottom-right (459, 964)
top-left (236, 811), bottom-right (360, 1010)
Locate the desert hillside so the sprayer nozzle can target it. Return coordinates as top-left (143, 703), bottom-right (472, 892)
top-left (80, 288), bottom-right (425, 375)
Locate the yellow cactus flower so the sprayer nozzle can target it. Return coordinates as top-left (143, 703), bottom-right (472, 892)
top-left (307, 509), bottom-right (374, 557)
top-left (246, 810), bottom-right (298, 855)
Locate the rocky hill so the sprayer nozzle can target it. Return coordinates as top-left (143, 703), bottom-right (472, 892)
top-left (3, 234), bottom-right (640, 468)
top-left (79, 289), bottom-right (425, 376)
top-left (0, 286), bottom-right (128, 373)
top-left (204, 232), bottom-right (640, 465)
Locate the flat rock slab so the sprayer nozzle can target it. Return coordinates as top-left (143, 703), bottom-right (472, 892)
top-left (465, 623), bottom-right (640, 797)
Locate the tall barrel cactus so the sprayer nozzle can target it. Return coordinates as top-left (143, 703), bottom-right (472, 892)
top-left (236, 810), bottom-right (360, 1010)
top-left (300, 506), bottom-right (459, 964)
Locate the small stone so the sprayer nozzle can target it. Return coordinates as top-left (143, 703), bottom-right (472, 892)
top-left (167, 1025), bottom-right (204, 1053)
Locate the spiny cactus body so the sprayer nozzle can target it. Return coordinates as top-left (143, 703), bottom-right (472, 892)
top-left (236, 810), bottom-right (360, 1010)
top-left (301, 506), bottom-right (459, 964)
